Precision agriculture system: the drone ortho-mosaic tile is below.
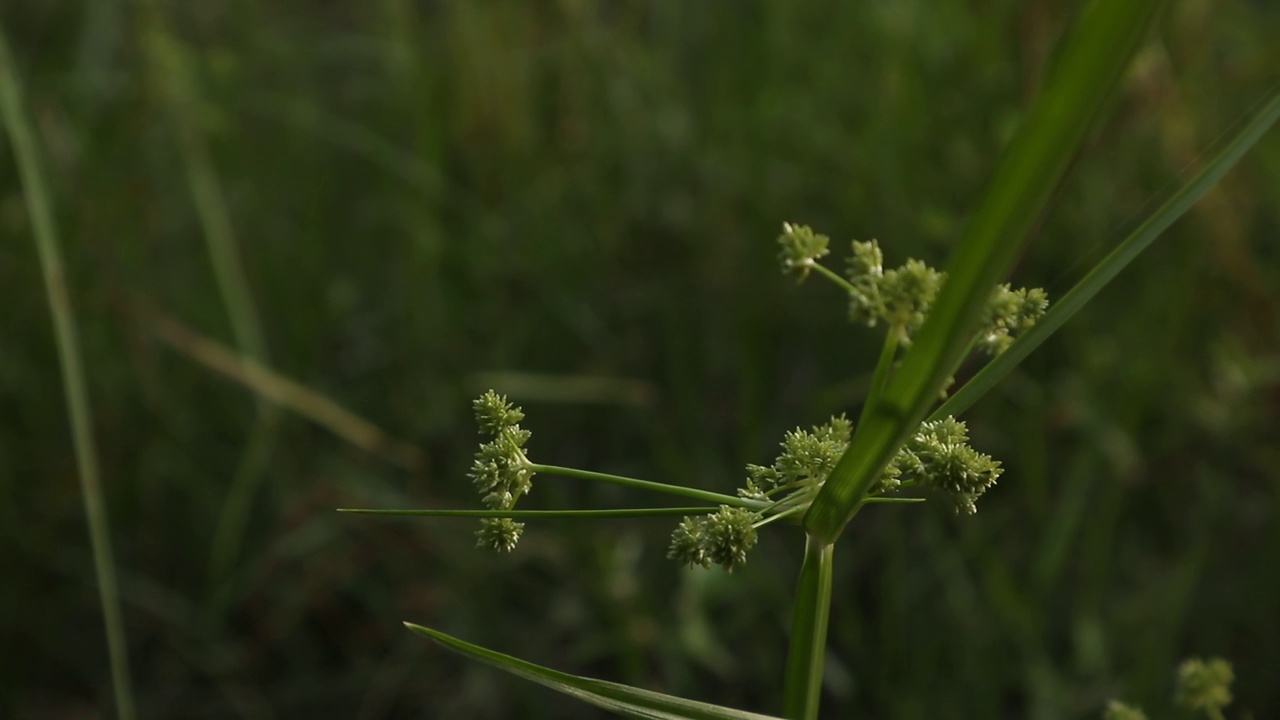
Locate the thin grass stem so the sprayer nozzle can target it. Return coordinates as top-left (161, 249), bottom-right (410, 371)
top-left (337, 507), bottom-right (719, 518)
top-left (0, 28), bottom-right (137, 720)
top-left (810, 262), bottom-right (857, 294)
top-left (528, 463), bottom-right (766, 509)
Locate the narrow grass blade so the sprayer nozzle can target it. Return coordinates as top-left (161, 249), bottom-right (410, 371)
top-left (781, 537), bottom-right (834, 720)
top-left (803, 0), bottom-right (1164, 543)
top-left (930, 88), bottom-right (1280, 422)
top-left (0, 28), bottom-right (137, 720)
top-left (405, 623), bottom-right (786, 720)
top-left (338, 507), bottom-right (720, 518)
top-left (135, 0), bottom-right (282, 590)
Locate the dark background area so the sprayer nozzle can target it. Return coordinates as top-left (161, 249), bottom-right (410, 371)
top-left (2, 1), bottom-right (1278, 718)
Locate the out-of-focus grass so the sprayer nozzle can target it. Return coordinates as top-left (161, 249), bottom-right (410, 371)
top-left (1, 1), bottom-right (1277, 717)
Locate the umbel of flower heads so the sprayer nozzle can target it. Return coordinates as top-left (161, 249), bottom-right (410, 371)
top-left (464, 223), bottom-right (1049, 571)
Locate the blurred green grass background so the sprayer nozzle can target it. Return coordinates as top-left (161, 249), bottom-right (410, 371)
top-left (2, 1), bottom-right (1278, 718)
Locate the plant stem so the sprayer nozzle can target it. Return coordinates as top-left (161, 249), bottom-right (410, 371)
top-left (857, 331), bottom-right (899, 431)
top-left (0, 29), bottom-right (137, 720)
top-left (782, 535), bottom-right (834, 720)
top-left (527, 463), bottom-right (766, 509)
top-left (811, 261), bottom-right (857, 294)
top-left (337, 506), bottom-right (719, 518)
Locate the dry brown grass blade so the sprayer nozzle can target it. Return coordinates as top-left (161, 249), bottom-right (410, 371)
top-left (145, 307), bottom-right (425, 473)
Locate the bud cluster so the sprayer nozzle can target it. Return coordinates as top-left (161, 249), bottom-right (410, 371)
top-left (667, 506), bottom-right (761, 572)
top-left (882, 417), bottom-right (1002, 515)
top-left (777, 222), bottom-right (830, 281)
top-left (469, 390), bottom-right (537, 551)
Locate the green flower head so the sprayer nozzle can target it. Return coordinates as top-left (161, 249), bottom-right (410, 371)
top-left (889, 417), bottom-right (1002, 514)
top-left (469, 391), bottom-right (538, 551)
top-left (1175, 657), bottom-right (1233, 714)
top-left (845, 240), bottom-right (885, 326)
top-left (476, 517), bottom-right (525, 553)
top-left (777, 223), bottom-right (830, 281)
top-left (668, 506), bottom-right (761, 572)
top-left (473, 390), bottom-right (526, 435)
top-left (978, 285), bottom-right (1050, 356)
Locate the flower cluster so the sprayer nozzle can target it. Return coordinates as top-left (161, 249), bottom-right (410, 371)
top-left (848, 247), bottom-right (945, 342)
top-left (777, 222), bottom-right (830, 281)
top-left (667, 506), bottom-right (761, 572)
top-left (1175, 657), bottom-right (1234, 716)
top-left (468, 391), bottom-right (536, 552)
top-left (977, 283), bottom-right (1050, 356)
top-left (740, 415), bottom-right (853, 501)
top-left (667, 412), bottom-right (1003, 571)
top-left (778, 223), bottom-right (1048, 354)
top-left (882, 417), bottom-right (1002, 515)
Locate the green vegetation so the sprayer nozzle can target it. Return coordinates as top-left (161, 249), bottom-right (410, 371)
top-left (2, 0), bottom-right (1279, 718)
top-left (1105, 656), bottom-right (1235, 720)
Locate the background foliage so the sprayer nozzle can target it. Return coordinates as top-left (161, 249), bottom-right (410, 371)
top-left (2, 1), bottom-right (1278, 718)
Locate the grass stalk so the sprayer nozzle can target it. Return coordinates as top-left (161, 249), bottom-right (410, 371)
top-left (781, 536), bottom-right (834, 720)
top-left (0, 27), bottom-right (137, 720)
top-left (528, 463), bottom-right (765, 509)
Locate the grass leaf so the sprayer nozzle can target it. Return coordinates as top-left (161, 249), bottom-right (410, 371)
top-left (930, 87), bottom-right (1280, 422)
top-left (405, 623), bottom-right (786, 720)
top-left (0, 23), bottom-right (137, 720)
top-left (803, 0), bottom-right (1165, 543)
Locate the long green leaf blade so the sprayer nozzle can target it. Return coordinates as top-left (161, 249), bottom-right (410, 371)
top-left (804, 0), bottom-right (1165, 543)
top-left (929, 88), bottom-right (1280, 422)
top-left (405, 623), bottom-right (785, 720)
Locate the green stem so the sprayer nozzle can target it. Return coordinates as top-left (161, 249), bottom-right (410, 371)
top-left (527, 463), bottom-right (765, 510)
top-left (810, 261), bottom-right (858, 294)
top-left (857, 331), bottom-right (900, 431)
top-left (337, 506), bottom-right (719, 518)
top-left (754, 504), bottom-right (808, 529)
top-left (782, 535), bottom-right (834, 720)
top-left (0, 29), bottom-right (137, 720)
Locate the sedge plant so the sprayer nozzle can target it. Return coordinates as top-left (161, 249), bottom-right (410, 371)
top-left (343, 0), bottom-right (1280, 717)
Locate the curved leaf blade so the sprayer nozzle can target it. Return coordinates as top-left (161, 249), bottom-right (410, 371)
top-left (930, 88), bottom-right (1280, 422)
top-left (803, 0), bottom-right (1165, 543)
top-left (405, 623), bottom-right (785, 720)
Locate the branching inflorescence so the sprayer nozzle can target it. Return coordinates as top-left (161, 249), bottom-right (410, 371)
top-left (464, 223), bottom-right (1049, 571)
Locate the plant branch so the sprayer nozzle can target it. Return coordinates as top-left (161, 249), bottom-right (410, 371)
top-left (528, 463), bottom-right (765, 509)
top-left (338, 506), bottom-right (720, 518)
